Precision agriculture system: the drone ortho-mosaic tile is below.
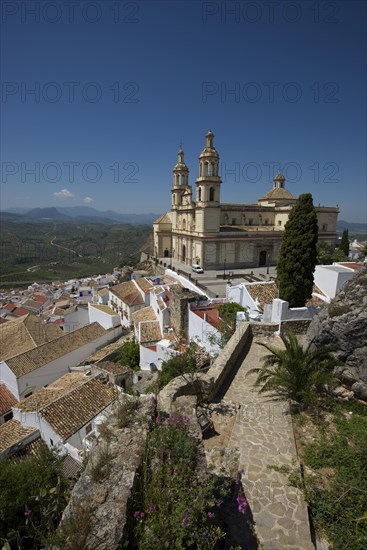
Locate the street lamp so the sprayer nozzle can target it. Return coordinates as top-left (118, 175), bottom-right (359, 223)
top-left (223, 258), bottom-right (227, 280)
top-left (266, 253), bottom-right (270, 275)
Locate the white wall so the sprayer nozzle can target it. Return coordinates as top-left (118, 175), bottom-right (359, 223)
top-left (88, 304), bottom-right (120, 330)
top-left (63, 307), bottom-right (89, 333)
top-left (188, 308), bottom-right (221, 356)
top-left (13, 402), bottom-right (115, 460)
top-left (165, 269), bottom-right (206, 295)
top-left (12, 408), bottom-right (62, 450)
top-left (0, 362), bottom-right (19, 400)
top-left (5, 326), bottom-right (121, 400)
top-left (149, 288), bottom-right (170, 332)
top-left (66, 402), bottom-right (115, 450)
top-left (139, 342), bottom-right (178, 371)
top-left (227, 283), bottom-right (258, 313)
top-left (314, 265), bottom-right (355, 299)
top-left (265, 298), bottom-right (320, 323)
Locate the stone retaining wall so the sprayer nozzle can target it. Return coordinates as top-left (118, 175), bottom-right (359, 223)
top-left (158, 321), bottom-right (281, 411)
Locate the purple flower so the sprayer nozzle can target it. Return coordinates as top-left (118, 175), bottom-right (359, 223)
top-left (148, 503), bottom-right (157, 512)
top-left (24, 507), bottom-right (32, 517)
top-left (156, 416), bottom-right (161, 425)
top-left (134, 511), bottom-right (141, 518)
top-left (207, 511), bottom-right (214, 518)
top-left (182, 509), bottom-right (190, 526)
top-left (236, 491), bottom-right (249, 514)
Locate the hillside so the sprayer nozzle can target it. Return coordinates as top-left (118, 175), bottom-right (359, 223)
top-left (0, 207), bottom-right (160, 225)
top-left (0, 221), bottom-right (152, 284)
top-left (307, 265), bottom-right (367, 400)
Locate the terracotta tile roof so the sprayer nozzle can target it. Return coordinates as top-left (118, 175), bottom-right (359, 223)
top-left (307, 285), bottom-right (328, 307)
top-left (336, 262), bottom-right (363, 271)
top-left (163, 275), bottom-right (183, 287)
top-left (9, 437), bottom-right (44, 463)
top-left (12, 307), bottom-right (30, 317)
top-left (135, 277), bottom-right (153, 294)
top-left (156, 298), bottom-right (167, 311)
top-left (0, 384), bottom-right (18, 415)
top-left (152, 286), bottom-right (165, 296)
top-left (4, 303), bottom-right (16, 312)
top-left (258, 187), bottom-right (295, 202)
top-left (0, 419), bottom-right (38, 453)
top-left (133, 306), bottom-right (157, 325)
top-left (62, 453), bottom-right (83, 478)
top-left (123, 291), bottom-right (145, 307)
top-left (139, 321), bottom-right (162, 344)
top-left (53, 300), bottom-right (71, 309)
top-left (5, 322), bottom-right (107, 378)
top-left (97, 288), bottom-right (109, 297)
top-left (110, 280), bottom-right (136, 300)
top-left (23, 299), bottom-right (43, 311)
top-left (96, 361), bottom-right (130, 375)
top-left (90, 304), bottom-right (117, 315)
top-left (0, 314), bottom-right (62, 362)
top-left (0, 318), bottom-right (9, 324)
top-left (15, 373), bottom-right (87, 412)
top-left (34, 295), bottom-right (49, 304)
top-left (41, 377), bottom-right (118, 441)
top-left (246, 282), bottom-right (278, 311)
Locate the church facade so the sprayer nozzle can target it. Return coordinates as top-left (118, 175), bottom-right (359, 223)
top-left (153, 131), bottom-right (339, 270)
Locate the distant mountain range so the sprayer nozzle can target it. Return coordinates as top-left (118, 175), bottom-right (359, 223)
top-left (0, 207), bottom-right (365, 234)
top-left (0, 206), bottom-right (160, 225)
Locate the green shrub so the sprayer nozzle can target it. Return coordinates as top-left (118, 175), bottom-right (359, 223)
top-left (131, 415), bottom-right (235, 549)
top-left (120, 338), bottom-right (140, 370)
top-left (114, 396), bottom-right (140, 428)
top-left (90, 443), bottom-right (114, 483)
top-left (302, 400), bottom-right (367, 549)
top-left (0, 445), bottom-right (71, 549)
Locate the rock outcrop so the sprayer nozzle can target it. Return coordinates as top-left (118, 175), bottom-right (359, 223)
top-left (307, 265), bottom-right (367, 400)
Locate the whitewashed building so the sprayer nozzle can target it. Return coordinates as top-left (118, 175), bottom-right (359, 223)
top-left (0, 322), bottom-right (122, 400)
top-left (12, 373), bottom-right (118, 462)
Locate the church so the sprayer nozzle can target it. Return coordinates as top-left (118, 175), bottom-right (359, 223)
top-left (153, 131), bottom-right (339, 270)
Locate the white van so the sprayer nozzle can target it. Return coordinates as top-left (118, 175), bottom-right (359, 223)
top-left (191, 264), bottom-right (204, 273)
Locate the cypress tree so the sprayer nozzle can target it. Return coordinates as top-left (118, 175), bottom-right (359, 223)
top-left (340, 229), bottom-right (350, 257)
top-left (276, 193), bottom-right (318, 307)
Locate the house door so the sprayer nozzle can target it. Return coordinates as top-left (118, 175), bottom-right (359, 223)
top-left (164, 249), bottom-right (169, 258)
top-left (182, 245), bottom-right (186, 262)
top-left (259, 250), bottom-right (267, 267)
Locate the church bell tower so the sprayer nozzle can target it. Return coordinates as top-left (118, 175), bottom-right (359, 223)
top-left (195, 130), bottom-right (221, 233)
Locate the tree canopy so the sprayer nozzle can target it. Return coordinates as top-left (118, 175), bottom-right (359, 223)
top-left (276, 193), bottom-right (318, 307)
top-left (339, 229), bottom-right (350, 257)
top-left (120, 338), bottom-right (140, 371)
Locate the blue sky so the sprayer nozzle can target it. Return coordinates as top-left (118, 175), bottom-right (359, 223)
top-left (1, 0), bottom-right (366, 221)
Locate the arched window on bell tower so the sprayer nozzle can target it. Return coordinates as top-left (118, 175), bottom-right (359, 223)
top-left (209, 187), bottom-right (215, 202)
top-left (198, 187), bottom-right (202, 202)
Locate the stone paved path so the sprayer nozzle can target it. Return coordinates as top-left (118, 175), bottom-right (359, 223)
top-left (221, 333), bottom-right (314, 550)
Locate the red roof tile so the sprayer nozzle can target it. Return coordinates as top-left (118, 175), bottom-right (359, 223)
top-left (12, 308), bottom-right (30, 317)
top-left (0, 384), bottom-right (18, 416)
top-left (34, 295), bottom-right (49, 304)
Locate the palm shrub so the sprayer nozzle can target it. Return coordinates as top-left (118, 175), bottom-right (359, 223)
top-left (247, 332), bottom-right (340, 407)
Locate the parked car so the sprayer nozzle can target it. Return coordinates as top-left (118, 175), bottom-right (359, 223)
top-left (191, 264), bottom-right (204, 273)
